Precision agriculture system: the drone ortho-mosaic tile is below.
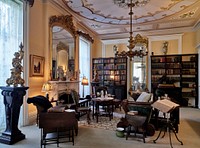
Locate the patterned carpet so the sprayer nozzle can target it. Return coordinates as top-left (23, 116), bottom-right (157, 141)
top-left (78, 110), bottom-right (125, 131)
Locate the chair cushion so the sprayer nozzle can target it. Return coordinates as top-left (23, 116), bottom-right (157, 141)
top-left (47, 106), bottom-right (65, 113)
top-left (136, 92), bottom-right (151, 102)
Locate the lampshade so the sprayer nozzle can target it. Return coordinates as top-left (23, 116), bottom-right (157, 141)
top-left (41, 82), bottom-right (52, 92)
top-left (81, 76), bottom-right (88, 85)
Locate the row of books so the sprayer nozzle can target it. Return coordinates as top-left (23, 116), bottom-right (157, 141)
top-left (93, 58), bottom-right (126, 64)
top-left (166, 69), bottom-right (181, 75)
top-left (182, 63), bottom-right (196, 69)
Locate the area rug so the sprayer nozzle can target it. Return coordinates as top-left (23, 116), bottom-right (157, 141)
top-left (78, 111), bottom-right (125, 131)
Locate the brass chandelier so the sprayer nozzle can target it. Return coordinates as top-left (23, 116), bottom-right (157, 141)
top-left (113, 0), bottom-right (150, 8)
top-left (114, 0), bottom-right (148, 61)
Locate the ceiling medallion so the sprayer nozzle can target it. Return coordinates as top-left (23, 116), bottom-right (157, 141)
top-left (113, 0), bottom-right (150, 8)
top-left (115, 0), bottom-right (148, 61)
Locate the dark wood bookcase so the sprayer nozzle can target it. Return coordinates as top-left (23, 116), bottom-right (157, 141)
top-left (92, 57), bottom-right (127, 100)
top-left (151, 54), bottom-right (198, 107)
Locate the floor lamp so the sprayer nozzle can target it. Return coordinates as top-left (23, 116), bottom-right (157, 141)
top-left (81, 76), bottom-right (88, 98)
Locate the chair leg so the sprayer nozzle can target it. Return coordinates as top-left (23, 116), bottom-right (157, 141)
top-left (87, 109), bottom-right (91, 124)
top-left (72, 128), bottom-right (74, 145)
top-left (126, 126), bottom-right (131, 140)
top-left (57, 130), bottom-right (59, 147)
top-left (143, 132), bottom-right (146, 143)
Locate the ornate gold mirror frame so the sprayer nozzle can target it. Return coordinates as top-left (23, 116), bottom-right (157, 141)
top-left (49, 15), bottom-right (77, 80)
top-left (129, 34), bottom-right (149, 91)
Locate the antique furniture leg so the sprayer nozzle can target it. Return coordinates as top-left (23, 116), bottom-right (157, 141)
top-left (153, 114), bottom-right (183, 148)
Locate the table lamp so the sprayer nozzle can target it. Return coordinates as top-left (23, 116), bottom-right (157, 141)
top-left (81, 76), bottom-right (88, 98)
top-left (41, 82), bottom-right (52, 99)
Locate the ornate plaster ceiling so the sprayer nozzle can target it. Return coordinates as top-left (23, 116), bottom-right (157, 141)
top-left (50, 0), bottom-right (200, 40)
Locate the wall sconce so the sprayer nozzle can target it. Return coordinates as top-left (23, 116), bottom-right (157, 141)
top-left (81, 76), bottom-right (89, 98)
top-left (41, 82), bottom-right (52, 99)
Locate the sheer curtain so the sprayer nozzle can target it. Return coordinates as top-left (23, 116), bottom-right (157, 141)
top-left (0, 0), bottom-right (23, 131)
top-left (79, 38), bottom-right (91, 98)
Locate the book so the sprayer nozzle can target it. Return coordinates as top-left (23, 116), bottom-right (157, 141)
top-left (152, 99), bottom-right (179, 113)
top-left (127, 111), bottom-right (138, 116)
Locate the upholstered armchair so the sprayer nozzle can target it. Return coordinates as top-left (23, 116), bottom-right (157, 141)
top-left (122, 92), bottom-right (155, 142)
top-left (27, 95), bottom-right (53, 125)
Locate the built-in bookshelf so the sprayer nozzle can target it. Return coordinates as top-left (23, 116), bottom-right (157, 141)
top-left (92, 57), bottom-right (127, 100)
top-left (151, 54), bottom-right (198, 107)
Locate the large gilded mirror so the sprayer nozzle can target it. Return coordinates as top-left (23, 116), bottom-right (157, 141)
top-left (49, 15), bottom-right (76, 80)
top-left (130, 34), bottom-right (148, 91)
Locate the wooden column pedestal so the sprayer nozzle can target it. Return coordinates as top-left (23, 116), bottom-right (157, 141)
top-left (0, 86), bottom-right (29, 145)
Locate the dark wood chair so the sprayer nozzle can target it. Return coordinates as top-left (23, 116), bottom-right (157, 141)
top-left (27, 95), bottom-right (53, 125)
top-left (122, 100), bottom-right (155, 143)
top-left (39, 112), bottom-right (77, 148)
top-left (57, 90), bottom-right (91, 124)
top-left (93, 86), bottom-right (114, 122)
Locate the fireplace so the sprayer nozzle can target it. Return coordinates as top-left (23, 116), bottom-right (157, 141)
top-left (48, 81), bottom-right (79, 101)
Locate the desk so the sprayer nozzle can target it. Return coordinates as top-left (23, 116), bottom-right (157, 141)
top-left (92, 97), bottom-right (114, 123)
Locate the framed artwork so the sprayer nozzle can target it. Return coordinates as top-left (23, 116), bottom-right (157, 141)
top-left (30, 55), bottom-right (45, 77)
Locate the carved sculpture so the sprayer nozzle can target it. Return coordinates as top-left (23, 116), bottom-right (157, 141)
top-left (6, 43), bottom-right (25, 87)
top-left (162, 41), bottom-right (168, 55)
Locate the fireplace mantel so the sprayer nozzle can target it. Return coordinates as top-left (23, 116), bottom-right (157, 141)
top-left (48, 80), bottom-right (80, 101)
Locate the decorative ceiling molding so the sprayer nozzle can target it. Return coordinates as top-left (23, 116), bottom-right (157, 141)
top-left (77, 31), bottom-right (94, 43)
top-left (49, 0), bottom-right (200, 40)
top-left (62, 0), bottom-right (198, 25)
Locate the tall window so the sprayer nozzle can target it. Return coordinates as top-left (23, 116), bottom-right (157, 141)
top-left (0, 0), bottom-right (23, 131)
top-left (79, 38), bottom-right (91, 98)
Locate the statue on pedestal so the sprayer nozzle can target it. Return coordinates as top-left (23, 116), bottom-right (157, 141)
top-left (6, 43), bottom-right (25, 87)
top-left (0, 43), bottom-right (29, 145)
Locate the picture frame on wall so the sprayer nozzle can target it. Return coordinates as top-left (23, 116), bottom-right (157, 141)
top-left (30, 54), bottom-right (45, 77)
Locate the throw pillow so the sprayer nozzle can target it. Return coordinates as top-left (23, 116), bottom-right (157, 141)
top-left (136, 92), bottom-right (151, 102)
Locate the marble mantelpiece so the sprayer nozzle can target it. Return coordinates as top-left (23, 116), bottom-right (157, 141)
top-left (48, 80), bottom-right (79, 101)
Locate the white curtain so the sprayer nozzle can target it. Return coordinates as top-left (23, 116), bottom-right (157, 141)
top-left (79, 38), bottom-right (91, 98)
top-left (0, 0), bottom-right (23, 131)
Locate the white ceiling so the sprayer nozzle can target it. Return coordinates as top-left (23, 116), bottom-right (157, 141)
top-left (50, 0), bottom-right (200, 41)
